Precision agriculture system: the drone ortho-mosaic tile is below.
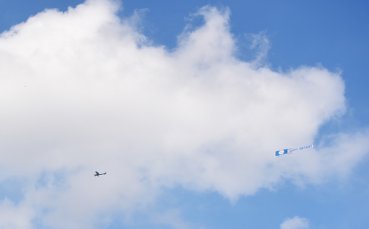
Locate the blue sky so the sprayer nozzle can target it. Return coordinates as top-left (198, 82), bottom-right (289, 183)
top-left (1, 0), bottom-right (369, 228)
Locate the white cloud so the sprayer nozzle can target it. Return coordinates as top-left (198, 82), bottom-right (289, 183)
top-left (280, 216), bottom-right (310, 229)
top-left (152, 209), bottom-right (196, 229)
top-left (0, 199), bottom-right (34, 229)
top-left (0, 0), bottom-right (368, 228)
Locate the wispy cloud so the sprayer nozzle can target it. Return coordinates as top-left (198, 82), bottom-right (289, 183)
top-left (0, 199), bottom-right (33, 229)
top-left (0, 0), bottom-right (368, 228)
top-left (153, 209), bottom-right (198, 229)
top-left (280, 216), bottom-right (310, 229)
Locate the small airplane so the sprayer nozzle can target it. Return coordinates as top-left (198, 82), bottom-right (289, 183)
top-left (94, 171), bottom-right (107, 177)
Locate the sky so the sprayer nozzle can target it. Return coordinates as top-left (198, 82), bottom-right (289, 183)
top-left (0, 0), bottom-right (369, 228)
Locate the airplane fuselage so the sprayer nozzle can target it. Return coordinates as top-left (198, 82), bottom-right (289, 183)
top-left (94, 172), bottom-right (107, 176)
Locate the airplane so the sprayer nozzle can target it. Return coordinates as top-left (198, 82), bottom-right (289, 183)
top-left (94, 171), bottom-right (107, 177)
